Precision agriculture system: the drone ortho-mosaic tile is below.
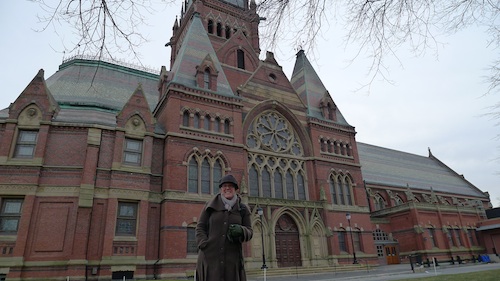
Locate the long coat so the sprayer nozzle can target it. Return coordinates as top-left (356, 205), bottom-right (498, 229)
top-left (195, 194), bottom-right (253, 281)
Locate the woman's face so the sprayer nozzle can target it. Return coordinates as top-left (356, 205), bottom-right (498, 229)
top-left (220, 183), bottom-right (237, 199)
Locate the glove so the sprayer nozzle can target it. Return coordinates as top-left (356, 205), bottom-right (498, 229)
top-left (228, 224), bottom-right (243, 242)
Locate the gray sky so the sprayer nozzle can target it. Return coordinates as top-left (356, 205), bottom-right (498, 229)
top-left (1, 1), bottom-right (498, 206)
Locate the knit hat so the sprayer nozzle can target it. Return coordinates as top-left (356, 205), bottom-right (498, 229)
top-left (219, 174), bottom-right (239, 189)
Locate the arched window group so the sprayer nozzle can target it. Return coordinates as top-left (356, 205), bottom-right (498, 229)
top-left (246, 110), bottom-right (307, 200)
top-left (181, 109), bottom-right (231, 135)
top-left (187, 151), bottom-right (224, 195)
top-left (207, 19), bottom-right (246, 40)
top-left (373, 194), bottom-right (386, 211)
top-left (320, 138), bottom-right (352, 157)
top-left (329, 173), bottom-right (353, 205)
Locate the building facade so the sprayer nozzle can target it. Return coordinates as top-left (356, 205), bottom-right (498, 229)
top-left (0, 0), bottom-right (493, 280)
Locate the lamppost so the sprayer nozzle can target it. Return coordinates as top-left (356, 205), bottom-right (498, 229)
top-left (346, 212), bottom-right (358, 264)
top-left (257, 207), bottom-right (267, 280)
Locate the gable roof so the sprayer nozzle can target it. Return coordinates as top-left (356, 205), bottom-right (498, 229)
top-left (358, 142), bottom-right (487, 198)
top-left (290, 50), bottom-right (350, 126)
top-left (169, 12), bottom-right (234, 97)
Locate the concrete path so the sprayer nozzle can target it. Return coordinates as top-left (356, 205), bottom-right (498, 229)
top-left (247, 262), bottom-right (500, 281)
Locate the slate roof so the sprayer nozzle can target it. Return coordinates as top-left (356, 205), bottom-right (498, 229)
top-left (358, 142), bottom-right (487, 198)
top-left (290, 50), bottom-right (350, 126)
top-left (46, 58), bottom-right (159, 112)
top-left (169, 13), bottom-right (235, 97)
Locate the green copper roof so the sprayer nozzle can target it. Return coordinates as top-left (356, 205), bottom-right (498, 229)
top-left (358, 142), bottom-right (487, 198)
top-left (291, 50), bottom-right (350, 126)
top-left (46, 58), bottom-right (159, 112)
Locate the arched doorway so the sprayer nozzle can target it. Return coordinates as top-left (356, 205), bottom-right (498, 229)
top-left (275, 214), bottom-right (302, 267)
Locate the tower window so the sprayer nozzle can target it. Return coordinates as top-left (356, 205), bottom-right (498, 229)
top-left (208, 20), bottom-right (214, 34)
top-left (217, 22), bottom-right (222, 37)
top-left (237, 49), bottom-right (245, 69)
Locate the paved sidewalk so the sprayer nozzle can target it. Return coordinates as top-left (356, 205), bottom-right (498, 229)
top-left (248, 262), bottom-right (500, 281)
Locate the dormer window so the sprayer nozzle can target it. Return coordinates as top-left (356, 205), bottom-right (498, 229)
top-left (204, 68), bottom-right (211, 89)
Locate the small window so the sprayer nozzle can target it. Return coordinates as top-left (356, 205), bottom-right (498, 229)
top-left (204, 68), bottom-right (211, 89)
top-left (237, 49), bottom-right (245, 69)
top-left (223, 119), bottom-right (230, 134)
top-left (207, 20), bottom-right (214, 34)
top-left (14, 130), bottom-right (38, 158)
top-left (0, 198), bottom-right (23, 234)
top-left (216, 22), bottom-right (222, 36)
top-left (116, 202), bottom-right (138, 236)
top-left (225, 25), bottom-right (231, 39)
top-left (203, 115), bottom-right (210, 130)
top-left (338, 230), bottom-right (347, 252)
top-left (182, 111), bottom-right (190, 127)
top-left (123, 138), bottom-right (143, 166)
top-left (187, 227), bottom-right (197, 254)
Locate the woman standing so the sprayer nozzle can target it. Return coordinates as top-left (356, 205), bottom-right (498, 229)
top-left (195, 174), bottom-right (253, 281)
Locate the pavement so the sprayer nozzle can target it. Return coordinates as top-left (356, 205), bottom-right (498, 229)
top-left (247, 262), bottom-right (500, 281)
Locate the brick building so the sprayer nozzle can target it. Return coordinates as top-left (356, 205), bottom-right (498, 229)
top-left (0, 0), bottom-right (494, 280)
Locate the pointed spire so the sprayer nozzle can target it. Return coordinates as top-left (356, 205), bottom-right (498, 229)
top-left (169, 12), bottom-right (234, 97)
top-left (291, 50), bottom-right (349, 125)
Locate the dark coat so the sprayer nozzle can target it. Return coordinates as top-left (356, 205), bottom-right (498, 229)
top-left (195, 194), bottom-right (253, 281)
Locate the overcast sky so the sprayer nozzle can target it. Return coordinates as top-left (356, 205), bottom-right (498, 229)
top-left (1, 1), bottom-right (498, 206)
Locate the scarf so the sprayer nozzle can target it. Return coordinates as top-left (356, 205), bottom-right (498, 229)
top-left (220, 193), bottom-right (238, 211)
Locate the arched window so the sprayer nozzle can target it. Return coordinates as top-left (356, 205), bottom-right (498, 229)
top-left (337, 178), bottom-right (344, 205)
top-left (344, 179), bottom-right (352, 205)
top-left (249, 165), bottom-right (259, 196)
top-left (262, 168), bottom-right (271, 197)
top-left (237, 49), bottom-right (245, 69)
top-left (203, 114), bottom-right (210, 130)
top-left (213, 160), bottom-right (222, 191)
top-left (225, 25), bottom-right (231, 39)
top-left (193, 113), bottom-right (200, 129)
top-left (214, 117), bottom-right (221, 133)
top-left (274, 170), bottom-right (283, 198)
top-left (188, 158), bottom-right (198, 193)
top-left (216, 22), bottom-right (222, 36)
top-left (188, 155), bottom-right (224, 194)
top-left (297, 173), bottom-right (306, 200)
top-left (224, 119), bottom-right (230, 134)
top-left (374, 194), bottom-right (385, 211)
top-left (182, 111), bottom-right (190, 127)
top-left (428, 228), bottom-right (438, 248)
top-left (286, 170), bottom-right (294, 199)
top-left (394, 195), bottom-right (403, 206)
top-left (204, 68), bottom-right (211, 89)
top-left (330, 177), bottom-right (337, 204)
top-left (353, 228), bottom-right (362, 252)
top-left (338, 229), bottom-right (347, 252)
top-left (454, 228), bottom-right (462, 246)
top-left (201, 158), bottom-right (210, 194)
top-left (207, 20), bottom-right (214, 34)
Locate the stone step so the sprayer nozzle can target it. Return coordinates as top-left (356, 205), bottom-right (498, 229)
top-left (247, 264), bottom-right (371, 277)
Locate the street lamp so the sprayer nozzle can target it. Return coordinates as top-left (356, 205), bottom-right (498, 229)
top-left (257, 208), bottom-right (267, 269)
top-left (346, 212), bottom-right (358, 264)
top-left (257, 207), bottom-right (267, 281)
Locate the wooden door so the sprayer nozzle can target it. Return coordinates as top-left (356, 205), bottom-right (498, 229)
top-left (275, 214), bottom-right (302, 267)
top-left (385, 246), bottom-right (399, 264)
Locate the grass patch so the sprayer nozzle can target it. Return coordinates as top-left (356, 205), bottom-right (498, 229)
top-left (394, 269), bottom-right (500, 281)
